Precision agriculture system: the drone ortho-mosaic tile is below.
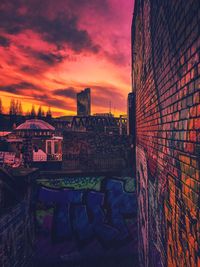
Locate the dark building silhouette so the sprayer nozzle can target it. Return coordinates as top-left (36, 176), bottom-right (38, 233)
top-left (62, 131), bottom-right (130, 172)
top-left (77, 88), bottom-right (91, 116)
top-left (71, 115), bottom-right (127, 135)
top-left (0, 168), bottom-right (38, 266)
top-left (127, 92), bottom-right (135, 136)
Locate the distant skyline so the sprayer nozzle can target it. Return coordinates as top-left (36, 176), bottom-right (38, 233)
top-left (0, 0), bottom-right (134, 117)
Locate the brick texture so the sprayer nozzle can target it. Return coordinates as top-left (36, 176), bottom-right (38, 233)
top-left (62, 131), bottom-right (131, 171)
top-left (132, 0), bottom-right (200, 266)
top-left (0, 202), bottom-right (35, 267)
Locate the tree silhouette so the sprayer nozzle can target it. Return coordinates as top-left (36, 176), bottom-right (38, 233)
top-left (30, 104), bottom-right (36, 118)
top-left (15, 100), bottom-right (19, 114)
top-left (37, 105), bottom-right (42, 118)
top-left (9, 99), bottom-right (16, 116)
top-left (18, 101), bottom-right (23, 115)
top-left (46, 106), bottom-right (52, 119)
top-left (41, 109), bottom-right (45, 117)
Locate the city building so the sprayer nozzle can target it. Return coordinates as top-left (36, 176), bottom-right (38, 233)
top-left (62, 131), bottom-right (131, 172)
top-left (77, 88), bottom-right (91, 116)
top-left (0, 119), bottom-right (63, 167)
top-left (71, 115), bottom-right (127, 135)
top-left (118, 114), bottom-right (127, 135)
top-left (127, 92), bottom-right (135, 136)
top-left (15, 119), bottom-right (62, 163)
top-left (0, 167), bottom-right (37, 266)
top-left (93, 113), bottom-right (114, 117)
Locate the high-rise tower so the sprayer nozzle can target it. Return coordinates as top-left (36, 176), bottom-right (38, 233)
top-left (77, 88), bottom-right (91, 116)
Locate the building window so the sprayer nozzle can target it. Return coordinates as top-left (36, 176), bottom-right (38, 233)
top-left (47, 141), bottom-right (51, 154)
top-left (54, 142), bottom-right (59, 154)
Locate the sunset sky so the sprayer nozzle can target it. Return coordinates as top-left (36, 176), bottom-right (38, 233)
top-left (0, 0), bottom-right (134, 117)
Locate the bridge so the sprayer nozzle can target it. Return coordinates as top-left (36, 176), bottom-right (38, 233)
top-left (71, 115), bottom-right (127, 134)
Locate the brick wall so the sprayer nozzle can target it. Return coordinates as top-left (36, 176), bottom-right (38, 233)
top-left (62, 132), bottom-right (131, 171)
top-left (132, 0), bottom-right (200, 266)
top-left (0, 201), bottom-right (35, 267)
top-left (0, 168), bottom-right (37, 267)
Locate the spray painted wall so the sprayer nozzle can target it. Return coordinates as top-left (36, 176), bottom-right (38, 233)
top-left (35, 176), bottom-right (137, 261)
top-left (132, 0), bottom-right (200, 266)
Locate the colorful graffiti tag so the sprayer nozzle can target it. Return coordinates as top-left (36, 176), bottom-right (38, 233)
top-left (132, 0), bottom-right (200, 266)
top-left (136, 147), bottom-right (149, 267)
top-left (36, 176), bottom-right (137, 252)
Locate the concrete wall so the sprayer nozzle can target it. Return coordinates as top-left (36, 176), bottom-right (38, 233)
top-left (132, 0), bottom-right (200, 266)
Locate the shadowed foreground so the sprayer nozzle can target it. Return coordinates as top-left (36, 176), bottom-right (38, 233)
top-left (32, 175), bottom-right (138, 267)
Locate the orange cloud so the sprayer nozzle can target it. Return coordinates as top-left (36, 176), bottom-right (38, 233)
top-left (0, 0), bottom-right (134, 116)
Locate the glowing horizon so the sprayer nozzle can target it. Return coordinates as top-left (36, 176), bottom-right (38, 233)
top-left (0, 0), bottom-right (134, 117)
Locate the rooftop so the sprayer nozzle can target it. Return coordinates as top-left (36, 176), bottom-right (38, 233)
top-left (16, 119), bottom-right (55, 131)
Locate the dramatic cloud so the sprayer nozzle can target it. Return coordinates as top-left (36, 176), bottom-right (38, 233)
top-left (89, 85), bottom-right (125, 109)
top-left (0, 81), bottom-right (39, 94)
top-left (54, 87), bottom-right (76, 99)
top-left (0, 36), bottom-right (10, 47)
top-left (53, 84), bottom-right (125, 110)
top-left (20, 65), bottom-right (41, 75)
top-left (0, 1), bottom-right (100, 53)
top-left (31, 93), bottom-right (72, 110)
top-left (33, 51), bottom-right (65, 65)
top-left (34, 15), bottom-right (100, 53)
top-left (0, 0), bottom-right (134, 116)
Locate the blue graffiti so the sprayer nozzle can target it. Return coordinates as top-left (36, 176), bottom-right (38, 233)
top-left (106, 179), bottom-right (136, 241)
top-left (37, 179), bottom-right (137, 248)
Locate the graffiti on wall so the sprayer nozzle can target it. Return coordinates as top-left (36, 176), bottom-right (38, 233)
top-left (136, 147), bottom-right (149, 267)
top-left (36, 176), bottom-right (137, 250)
top-left (133, 0), bottom-right (200, 266)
